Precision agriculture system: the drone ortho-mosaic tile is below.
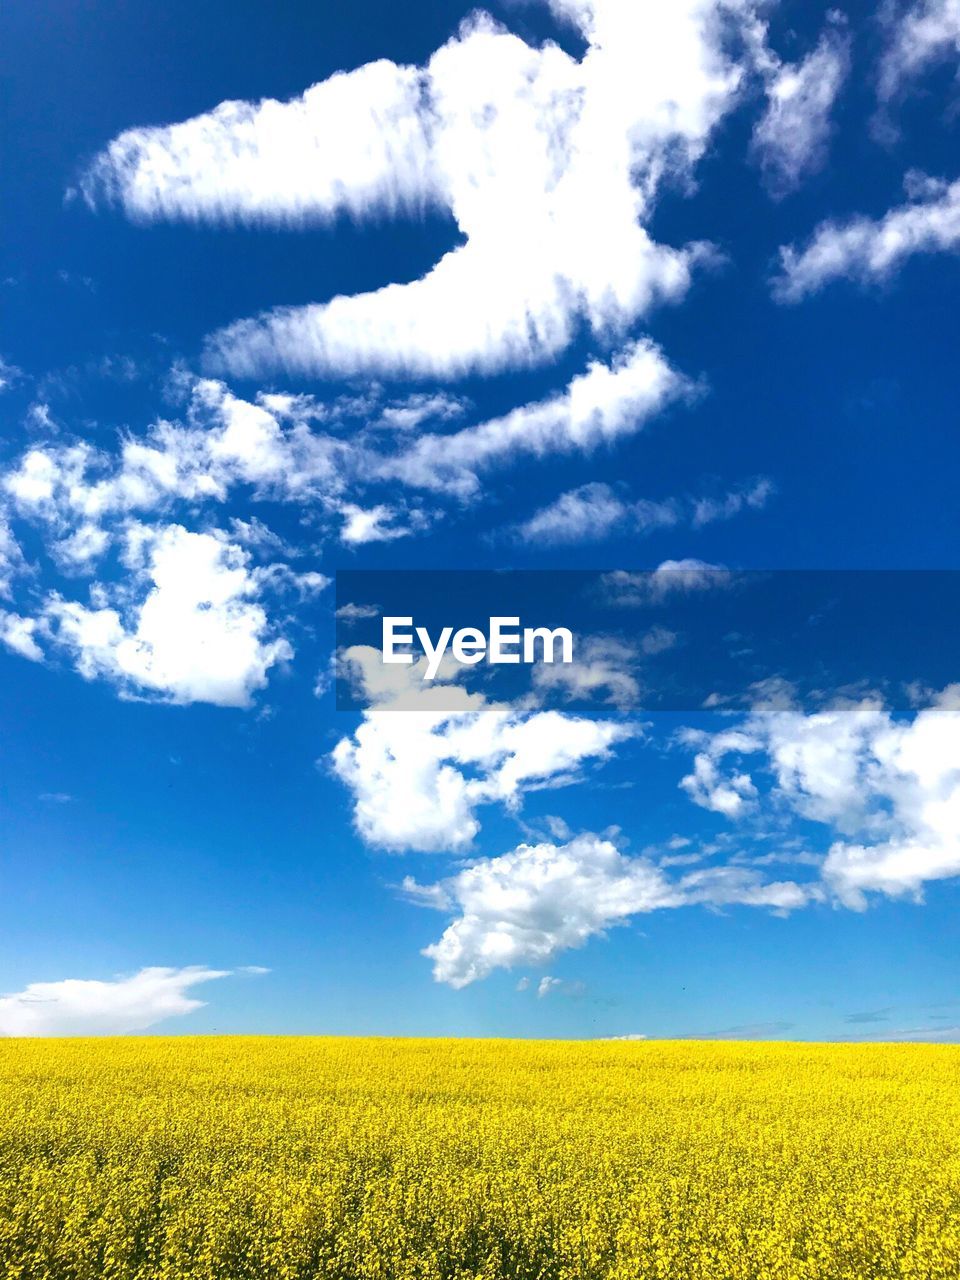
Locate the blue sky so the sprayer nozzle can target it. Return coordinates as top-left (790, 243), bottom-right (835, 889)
top-left (1, 0), bottom-right (959, 1039)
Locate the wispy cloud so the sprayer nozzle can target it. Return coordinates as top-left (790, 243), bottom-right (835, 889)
top-left (0, 611), bottom-right (43, 663)
top-left (843, 1008), bottom-right (892, 1024)
top-left (515, 475), bottom-right (773, 548)
top-left (514, 483), bottom-right (667, 546)
top-left (382, 340), bottom-right (693, 497)
top-left (602, 560), bottom-right (733, 606)
top-left (0, 966), bottom-right (229, 1037)
top-left (773, 173), bottom-right (960, 302)
top-left (877, 0), bottom-right (960, 104)
top-left (0, 356), bottom-right (23, 393)
top-left (750, 14), bottom-right (850, 197)
top-left (536, 975), bottom-right (587, 998)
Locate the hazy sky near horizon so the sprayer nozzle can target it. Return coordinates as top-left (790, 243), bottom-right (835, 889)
top-left (1, 0), bottom-right (959, 1040)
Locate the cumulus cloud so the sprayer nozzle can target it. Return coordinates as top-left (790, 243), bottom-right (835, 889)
top-left (677, 687), bottom-right (960, 909)
top-left (398, 698), bottom-right (938, 982)
top-left (44, 524), bottom-right (292, 706)
top-left (0, 382), bottom-right (430, 683)
top-left (52, 522), bottom-right (112, 572)
top-left (0, 965), bottom-right (228, 1037)
top-left (751, 14), bottom-right (850, 196)
top-left (331, 645), bottom-right (633, 852)
top-left (405, 832), bottom-right (812, 986)
top-left (2, 378), bottom-right (348, 532)
top-left (0, 359), bottom-right (726, 700)
top-left (0, 347), bottom-right (702, 697)
top-left (680, 740), bottom-right (760, 816)
top-left (773, 172), bottom-right (960, 302)
top-left (80, 1), bottom-right (768, 381)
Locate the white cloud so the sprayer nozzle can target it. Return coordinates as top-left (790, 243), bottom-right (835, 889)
top-left (0, 345), bottom-right (691, 569)
top-left (537, 975), bottom-right (565, 997)
top-left (680, 745), bottom-right (759, 816)
top-left (0, 611), bottom-right (43, 662)
top-left (641, 625), bottom-right (678, 656)
top-left (0, 518), bottom-right (28, 599)
top-left (375, 392), bottom-right (469, 431)
top-left (44, 524), bottom-right (292, 706)
top-left (544, 814), bottom-right (574, 841)
top-left (2, 379), bottom-right (349, 534)
top-left (384, 340), bottom-right (692, 496)
top-left (690, 477), bottom-right (774, 527)
top-left (532, 634), bottom-right (644, 708)
top-left (253, 563), bottom-right (331, 601)
top-left (78, 60), bottom-right (439, 226)
top-left (52, 522), bottom-right (112, 571)
top-left (339, 503), bottom-right (413, 545)
top-left (535, 974), bottom-right (586, 997)
top-left (516, 476), bottom-right (772, 545)
top-left (677, 687), bottom-right (960, 909)
top-left (878, 0), bottom-right (960, 102)
top-left (335, 602), bottom-right (380, 623)
top-left (515, 483), bottom-right (677, 545)
top-left (0, 356), bottom-right (22, 393)
top-left (751, 15), bottom-right (850, 196)
top-left (602, 559), bottom-right (732, 606)
top-left (81, 1), bottom-right (764, 381)
top-left (0, 965), bottom-right (228, 1037)
top-left (406, 832), bottom-right (812, 986)
top-left (331, 645), bottom-right (632, 852)
top-left (0, 380), bottom-right (351, 604)
top-left (517, 483), bottom-right (632, 545)
top-left (228, 516), bottom-right (296, 556)
top-left (25, 402), bottom-right (57, 434)
top-left (773, 172), bottom-right (960, 302)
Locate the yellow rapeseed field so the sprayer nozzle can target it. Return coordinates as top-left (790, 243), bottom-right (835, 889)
top-left (1, 1037), bottom-right (958, 1280)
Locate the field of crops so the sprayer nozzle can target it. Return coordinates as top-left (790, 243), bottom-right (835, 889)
top-left (1, 1037), bottom-right (959, 1280)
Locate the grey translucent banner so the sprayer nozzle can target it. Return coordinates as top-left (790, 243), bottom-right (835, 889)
top-left (334, 569), bottom-right (960, 711)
